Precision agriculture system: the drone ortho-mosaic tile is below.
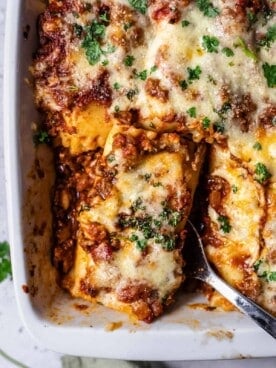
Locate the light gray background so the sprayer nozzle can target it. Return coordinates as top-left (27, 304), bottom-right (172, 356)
top-left (0, 0), bottom-right (275, 367)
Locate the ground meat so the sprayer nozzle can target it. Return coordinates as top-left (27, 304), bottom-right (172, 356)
top-left (258, 105), bottom-right (276, 129)
top-left (231, 94), bottom-right (257, 133)
top-left (207, 175), bottom-right (231, 216)
top-left (145, 78), bottom-right (169, 103)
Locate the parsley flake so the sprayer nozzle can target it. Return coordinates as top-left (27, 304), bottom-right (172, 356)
top-left (179, 79), bottom-right (188, 90)
top-left (187, 107), bottom-right (197, 118)
top-left (124, 55), bottom-right (135, 67)
top-left (254, 163), bottom-right (272, 184)
top-left (257, 25), bottom-right (276, 48)
top-left (217, 215), bottom-right (231, 233)
top-left (202, 35), bottom-right (220, 53)
top-left (235, 37), bottom-right (257, 61)
top-left (187, 65), bottom-right (202, 83)
top-left (113, 82), bottom-right (121, 90)
top-left (181, 20), bottom-right (190, 27)
top-left (222, 47), bottom-right (234, 57)
top-left (128, 0), bottom-right (148, 15)
top-left (196, 0), bottom-right (220, 18)
top-left (232, 185), bottom-right (238, 193)
top-left (202, 117), bottom-right (211, 128)
top-left (262, 63), bottom-right (276, 87)
top-left (33, 130), bottom-right (50, 145)
top-left (253, 142), bottom-right (262, 151)
top-left (136, 69), bottom-right (148, 80)
top-left (0, 241), bottom-right (12, 282)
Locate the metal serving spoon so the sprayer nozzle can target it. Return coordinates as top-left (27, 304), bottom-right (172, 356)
top-left (185, 220), bottom-right (276, 339)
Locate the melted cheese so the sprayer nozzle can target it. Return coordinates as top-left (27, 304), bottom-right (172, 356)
top-left (34, 0), bottom-right (276, 318)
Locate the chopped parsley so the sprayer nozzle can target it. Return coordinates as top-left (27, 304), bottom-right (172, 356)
top-left (202, 35), bottom-right (220, 53)
top-left (257, 25), bottom-right (276, 48)
top-left (131, 197), bottom-right (146, 211)
top-left (150, 65), bottom-right (158, 74)
top-left (247, 10), bottom-right (257, 27)
top-left (33, 130), bottom-right (50, 145)
top-left (128, 0), bottom-right (148, 15)
top-left (124, 55), bottom-right (135, 67)
top-left (262, 63), bottom-right (276, 88)
top-left (135, 69), bottom-right (148, 80)
top-left (130, 234), bottom-right (147, 250)
top-left (254, 163), bottom-right (272, 184)
top-left (222, 47), bottom-right (234, 57)
top-left (232, 185), bottom-right (238, 193)
top-left (143, 173), bottom-right (152, 182)
top-left (73, 23), bottom-right (83, 38)
top-left (213, 121), bottom-right (225, 133)
top-left (102, 59), bottom-right (109, 66)
top-left (217, 215), bottom-right (231, 233)
top-left (196, 0), bottom-right (220, 18)
top-left (179, 79), bottom-right (188, 90)
top-left (120, 200), bottom-right (182, 252)
top-left (202, 117), bottom-right (211, 128)
top-left (0, 241), bottom-right (12, 282)
top-left (235, 37), bottom-right (257, 61)
top-left (123, 22), bottom-right (133, 31)
top-left (114, 105), bottom-right (120, 113)
top-left (107, 154), bottom-right (116, 163)
top-left (187, 65), bottom-right (202, 83)
top-left (187, 107), bottom-right (197, 118)
top-left (81, 19), bottom-right (115, 65)
top-left (99, 12), bottom-right (109, 24)
top-left (253, 142), bottom-right (262, 151)
top-left (181, 20), bottom-right (190, 27)
top-left (253, 259), bottom-right (276, 282)
top-left (155, 234), bottom-right (176, 251)
top-left (126, 88), bottom-right (138, 100)
top-left (113, 82), bottom-right (121, 90)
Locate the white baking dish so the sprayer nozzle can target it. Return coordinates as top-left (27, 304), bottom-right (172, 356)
top-left (4, 0), bottom-right (276, 359)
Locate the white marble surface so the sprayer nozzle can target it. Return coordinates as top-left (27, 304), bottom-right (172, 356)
top-left (0, 0), bottom-right (275, 367)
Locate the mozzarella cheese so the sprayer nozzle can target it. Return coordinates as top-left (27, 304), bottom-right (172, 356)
top-left (33, 0), bottom-right (276, 318)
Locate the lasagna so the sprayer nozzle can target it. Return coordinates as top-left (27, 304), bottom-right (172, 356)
top-left (32, 0), bottom-right (276, 321)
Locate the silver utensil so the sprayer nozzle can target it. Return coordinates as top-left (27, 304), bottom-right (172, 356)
top-left (185, 220), bottom-right (276, 339)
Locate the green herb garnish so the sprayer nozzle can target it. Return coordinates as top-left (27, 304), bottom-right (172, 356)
top-left (187, 107), bottom-right (197, 118)
top-left (73, 23), bottom-right (83, 37)
top-left (124, 55), bottom-right (135, 67)
top-left (235, 37), bottom-right (257, 61)
top-left (0, 241), bottom-right (12, 282)
top-left (196, 0), bottom-right (220, 18)
top-left (253, 142), bottom-right (262, 150)
top-left (217, 215), bottom-right (231, 233)
top-left (253, 259), bottom-right (276, 282)
top-left (222, 47), bottom-right (234, 57)
top-left (126, 88), bottom-right (138, 100)
top-left (202, 35), bottom-right (220, 53)
top-left (257, 25), bottom-right (276, 48)
top-left (181, 20), bottom-right (190, 27)
top-left (33, 130), bottom-right (50, 145)
top-left (179, 79), bottom-right (188, 90)
top-left (202, 117), bottom-right (210, 128)
top-left (128, 0), bottom-right (148, 15)
top-left (262, 63), bottom-right (276, 88)
top-left (254, 163), bottom-right (272, 183)
top-left (232, 185), bottom-right (238, 193)
top-left (135, 69), bottom-right (148, 80)
top-left (187, 65), bottom-right (202, 83)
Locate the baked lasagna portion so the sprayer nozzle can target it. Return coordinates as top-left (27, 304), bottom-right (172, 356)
top-left (53, 125), bottom-right (204, 322)
top-left (33, 0), bottom-right (276, 320)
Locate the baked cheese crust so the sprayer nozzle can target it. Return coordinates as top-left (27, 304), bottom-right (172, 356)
top-left (33, 0), bottom-right (276, 319)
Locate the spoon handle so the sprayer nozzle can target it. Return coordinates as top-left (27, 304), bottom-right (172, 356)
top-left (207, 272), bottom-right (276, 339)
